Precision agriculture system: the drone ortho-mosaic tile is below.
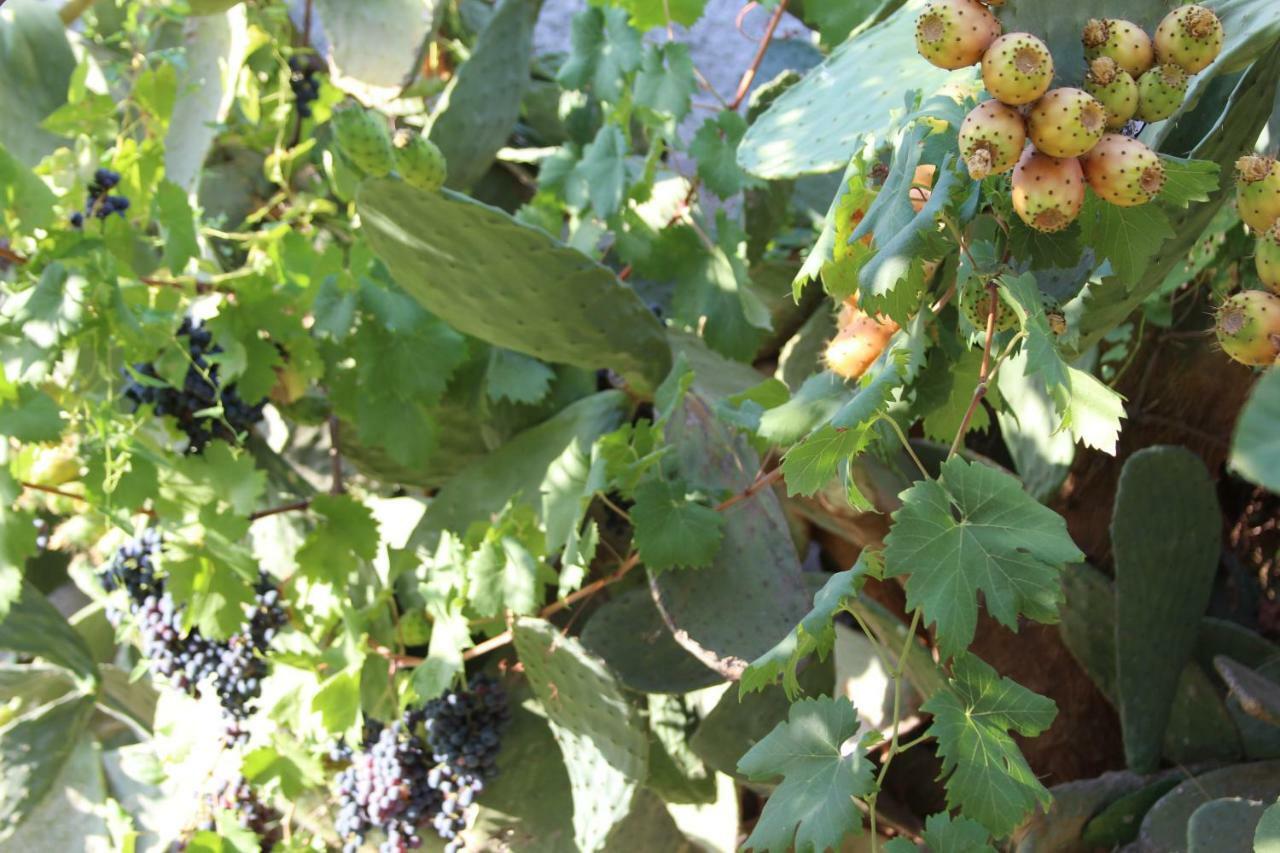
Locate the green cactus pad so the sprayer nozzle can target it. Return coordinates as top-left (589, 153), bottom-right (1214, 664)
top-left (512, 618), bottom-right (648, 852)
top-left (737, 0), bottom-right (965, 179)
top-left (357, 180), bottom-right (671, 394)
top-left (579, 587), bottom-right (725, 695)
top-left (647, 393), bottom-right (810, 678)
top-left (1188, 797), bottom-right (1270, 852)
top-left (1214, 656), bottom-right (1280, 725)
top-left (392, 130), bottom-right (446, 192)
top-left (427, 0), bottom-right (537, 189)
top-left (1140, 762), bottom-right (1280, 852)
top-left (1112, 446), bottom-right (1222, 773)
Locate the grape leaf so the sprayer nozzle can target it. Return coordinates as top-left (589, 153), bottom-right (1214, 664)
top-left (884, 811), bottom-right (995, 852)
top-left (1157, 157), bottom-right (1221, 209)
top-left (615, 0), bottom-right (706, 30)
top-left (1230, 368), bottom-right (1280, 492)
top-left (565, 124), bottom-right (628, 218)
top-left (630, 478), bottom-right (724, 571)
top-left (737, 694), bottom-right (875, 852)
top-left (295, 495), bottom-right (380, 585)
top-left (0, 144), bottom-right (56, 229)
top-left (1001, 272), bottom-right (1069, 396)
top-left (0, 387), bottom-right (63, 443)
top-left (1078, 195), bottom-right (1174, 287)
top-left (1053, 366), bottom-right (1126, 456)
top-left (917, 346), bottom-right (991, 442)
top-left (884, 457), bottom-right (1083, 659)
top-left (312, 668), bottom-right (360, 734)
top-left (485, 349), bottom-right (555, 405)
top-left (690, 111), bottom-right (754, 199)
top-left (411, 600), bottom-right (471, 702)
top-left (634, 43), bottom-right (696, 134)
top-left (556, 7), bottom-right (642, 104)
top-left (780, 424), bottom-right (873, 498)
top-left (922, 654), bottom-right (1057, 837)
top-left (741, 552), bottom-right (881, 698)
top-left (155, 180), bottom-right (199, 272)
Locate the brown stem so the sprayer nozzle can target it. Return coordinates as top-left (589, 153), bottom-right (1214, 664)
top-left (728, 0), bottom-right (790, 111)
top-left (715, 465), bottom-right (784, 511)
top-left (948, 281), bottom-right (999, 459)
top-left (0, 245), bottom-right (29, 266)
top-left (248, 499), bottom-right (312, 521)
top-left (20, 481), bottom-right (86, 502)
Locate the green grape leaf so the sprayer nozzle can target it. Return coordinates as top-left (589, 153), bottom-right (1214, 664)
top-left (467, 536), bottom-right (541, 617)
top-left (923, 654), bottom-right (1057, 837)
top-left (411, 600), bottom-right (471, 701)
top-left (295, 495), bottom-right (380, 585)
top-left (794, 155), bottom-right (875, 298)
top-left (155, 180), bottom-right (199, 272)
top-left (630, 477), bottom-right (725, 571)
top-left (916, 346), bottom-right (991, 442)
top-left (634, 43), bottom-right (696, 134)
top-left (884, 457), bottom-right (1083, 659)
top-left (1001, 272), bottom-right (1070, 396)
top-left (779, 424), bottom-right (873, 498)
top-left (615, 0), bottom-right (706, 30)
top-left (690, 111), bottom-right (754, 198)
top-left (0, 144), bottom-right (56, 229)
top-left (901, 811), bottom-right (997, 852)
top-left (1157, 157), bottom-right (1221, 209)
top-left (241, 740), bottom-right (326, 800)
top-left (485, 349), bottom-right (555, 405)
top-left (311, 668), bottom-right (361, 734)
top-left (737, 694), bottom-right (875, 853)
top-left (741, 552), bottom-right (881, 698)
top-left (556, 6), bottom-right (642, 104)
top-left (1053, 366), bottom-right (1126, 456)
top-left (0, 387), bottom-right (63, 443)
top-left (565, 124), bottom-right (628, 219)
top-left (1230, 369), bottom-right (1280, 492)
top-left (1078, 194), bottom-right (1174, 288)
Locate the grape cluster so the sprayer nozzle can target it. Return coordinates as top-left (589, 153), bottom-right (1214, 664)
top-left (196, 774), bottom-right (283, 851)
top-left (99, 532), bottom-right (286, 730)
top-left (289, 55), bottom-right (324, 119)
top-left (69, 168), bottom-right (130, 228)
top-left (333, 675), bottom-right (511, 853)
top-left (122, 318), bottom-right (266, 453)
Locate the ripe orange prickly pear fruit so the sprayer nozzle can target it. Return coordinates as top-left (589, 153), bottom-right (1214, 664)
top-left (915, 0), bottom-right (1002, 70)
top-left (1236, 155), bottom-right (1280, 233)
top-left (825, 298), bottom-right (900, 381)
top-left (1011, 147), bottom-right (1086, 233)
top-left (1082, 18), bottom-right (1155, 79)
top-left (1082, 135), bottom-right (1166, 207)
top-left (1135, 64), bottom-right (1189, 122)
top-left (1028, 88), bottom-right (1108, 159)
top-left (981, 33), bottom-right (1054, 106)
top-left (1084, 57), bottom-right (1139, 130)
top-left (1215, 291), bottom-right (1280, 366)
top-left (1257, 223), bottom-right (1280, 295)
top-left (958, 101), bottom-right (1026, 180)
top-left (1154, 4), bottom-right (1224, 74)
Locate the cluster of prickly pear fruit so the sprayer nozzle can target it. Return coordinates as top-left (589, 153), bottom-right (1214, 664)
top-left (1214, 156), bottom-right (1280, 366)
top-left (916, 2), bottom-right (1224, 233)
top-left (331, 103), bottom-right (448, 191)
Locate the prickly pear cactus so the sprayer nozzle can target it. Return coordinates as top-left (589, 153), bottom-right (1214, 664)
top-left (392, 130), bottom-right (446, 192)
top-left (1112, 446), bottom-right (1221, 773)
top-left (357, 180), bottom-right (672, 394)
top-left (331, 104), bottom-right (395, 177)
top-left (512, 617), bottom-right (648, 853)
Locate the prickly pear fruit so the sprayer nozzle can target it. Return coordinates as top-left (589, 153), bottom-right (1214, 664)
top-left (1154, 4), bottom-right (1224, 74)
top-left (958, 101), bottom-right (1026, 180)
top-left (981, 33), bottom-right (1054, 106)
top-left (1082, 18), bottom-right (1155, 79)
top-left (1215, 291), bottom-right (1280, 366)
top-left (1257, 224), bottom-right (1280, 295)
top-left (1084, 57), bottom-right (1139, 130)
top-left (825, 298), bottom-right (900, 381)
top-left (915, 0), bottom-right (1002, 70)
top-left (1236, 155), bottom-right (1280, 233)
top-left (1135, 64), bottom-right (1189, 122)
top-left (1011, 148), bottom-right (1086, 233)
top-left (1028, 88), bottom-right (1108, 159)
top-left (1257, 227), bottom-right (1280, 294)
top-left (393, 130), bottom-right (447, 192)
top-left (331, 105), bottom-right (395, 178)
top-left (959, 278), bottom-right (1018, 333)
top-left (1082, 135), bottom-right (1166, 207)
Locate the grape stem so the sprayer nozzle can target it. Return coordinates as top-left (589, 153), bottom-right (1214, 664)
top-left (728, 0), bottom-right (790, 110)
top-left (947, 280), bottom-right (1000, 460)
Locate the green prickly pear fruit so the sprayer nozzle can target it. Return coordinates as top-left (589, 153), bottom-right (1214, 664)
top-left (1084, 57), bottom-right (1139, 130)
top-left (959, 278), bottom-right (1018, 333)
top-left (981, 33), bottom-right (1054, 106)
top-left (1082, 18), bottom-right (1155, 79)
top-left (1135, 64), bottom-right (1189, 122)
top-left (393, 130), bottom-right (447, 192)
top-left (1011, 147), bottom-right (1085, 233)
top-left (1028, 88), bottom-right (1108, 159)
top-left (1236, 155), bottom-right (1280, 233)
top-left (957, 100), bottom-right (1026, 180)
top-left (331, 104), bottom-right (395, 178)
top-left (1215, 291), bottom-right (1280, 366)
top-left (1154, 4), bottom-right (1224, 74)
top-left (1081, 135), bottom-right (1165, 207)
top-left (915, 0), bottom-right (1002, 70)
top-left (1257, 223), bottom-right (1280, 295)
